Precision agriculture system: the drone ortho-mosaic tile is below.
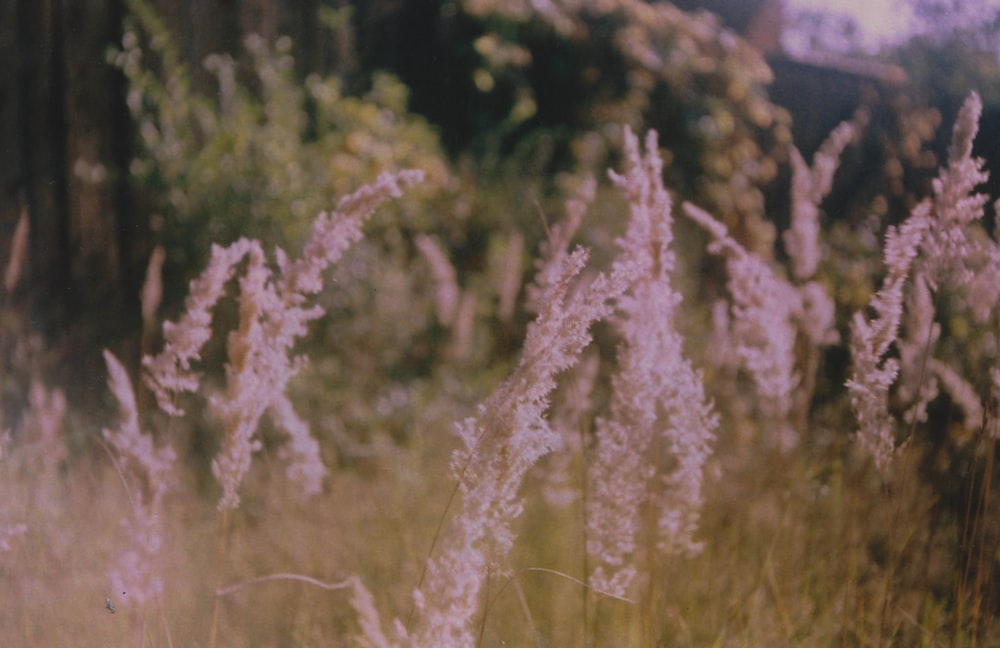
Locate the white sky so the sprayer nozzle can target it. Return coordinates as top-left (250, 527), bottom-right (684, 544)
top-left (791, 0), bottom-right (914, 47)
top-left (784, 0), bottom-right (1000, 53)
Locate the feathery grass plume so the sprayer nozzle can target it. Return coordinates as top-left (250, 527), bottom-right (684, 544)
top-left (104, 351), bottom-right (175, 502)
top-left (103, 350), bottom-right (175, 604)
top-left (967, 213), bottom-right (1000, 324)
top-left (269, 394), bottom-right (325, 496)
top-left (929, 358), bottom-right (984, 432)
top-left (278, 170), bottom-right (426, 295)
top-left (350, 576), bottom-right (406, 648)
top-left (208, 241), bottom-right (283, 511)
top-left (524, 176), bottom-right (594, 314)
top-left (912, 92), bottom-right (991, 433)
top-left (143, 238), bottom-right (259, 416)
top-left (410, 236), bottom-right (633, 647)
top-left (143, 171), bottom-right (423, 510)
top-left (415, 234), bottom-right (459, 327)
top-left (848, 93), bottom-right (990, 472)
top-left (540, 349), bottom-right (598, 507)
top-left (211, 170), bottom-right (424, 511)
top-left (23, 381), bottom-right (67, 479)
top-left (587, 128), bottom-right (717, 597)
top-left (145, 170), bottom-right (424, 419)
top-left (682, 201), bottom-right (802, 418)
top-left (894, 270), bottom-right (983, 433)
top-left (845, 206), bottom-right (931, 473)
top-left (897, 272), bottom-right (982, 433)
top-left (784, 121), bottom-right (854, 282)
top-left (920, 91), bottom-right (989, 291)
top-left (897, 272), bottom-right (941, 426)
top-left (798, 279), bottom-right (840, 348)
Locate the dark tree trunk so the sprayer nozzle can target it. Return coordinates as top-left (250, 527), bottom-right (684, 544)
top-left (4, 0), bottom-right (141, 404)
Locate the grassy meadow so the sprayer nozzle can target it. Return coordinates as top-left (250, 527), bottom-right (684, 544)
top-left (3, 1), bottom-right (1000, 646)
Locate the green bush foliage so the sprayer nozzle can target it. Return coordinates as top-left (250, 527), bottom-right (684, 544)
top-left (110, 0), bottom-right (450, 273)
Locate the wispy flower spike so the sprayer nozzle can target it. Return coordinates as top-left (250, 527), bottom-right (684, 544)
top-left (411, 229), bottom-right (632, 646)
top-left (102, 350), bottom-right (175, 604)
top-left (415, 234), bottom-right (459, 327)
top-left (846, 206), bottom-right (931, 473)
top-left (588, 127), bottom-right (717, 597)
top-left (143, 171), bottom-right (423, 511)
top-left (848, 91), bottom-right (991, 472)
top-left (211, 170), bottom-right (424, 511)
top-left (682, 201), bottom-right (802, 418)
top-left (784, 121), bottom-right (854, 281)
top-left (143, 239), bottom-right (258, 416)
top-left (921, 91), bottom-right (988, 290)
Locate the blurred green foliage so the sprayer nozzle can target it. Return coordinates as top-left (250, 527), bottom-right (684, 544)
top-left (110, 0), bottom-right (450, 281)
top-left (422, 0), bottom-right (793, 253)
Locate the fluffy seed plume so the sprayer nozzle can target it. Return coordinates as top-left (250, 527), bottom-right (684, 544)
top-left (143, 171), bottom-right (424, 510)
top-left (920, 91), bottom-right (989, 290)
top-left (415, 234), bottom-right (460, 327)
top-left (410, 214), bottom-right (633, 647)
top-left (212, 170), bottom-right (424, 511)
top-left (683, 201), bottom-right (802, 418)
top-left (587, 127), bottom-right (717, 597)
top-left (846, 207), bottom-right (931, 473)
top-left (784, 121), bottom-right (854, 281)
top-left (103, 350), bottom-right (175, 604)
top-left (847, 91), bottom-right (990, 472)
